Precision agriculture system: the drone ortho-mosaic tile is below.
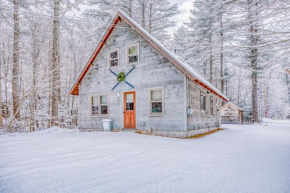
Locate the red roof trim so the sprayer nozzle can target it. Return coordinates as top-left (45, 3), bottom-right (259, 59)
top-left (70, 17), bottom-right (121, 95)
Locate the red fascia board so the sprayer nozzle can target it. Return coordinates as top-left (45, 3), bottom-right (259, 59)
top-left (70, 17), bottom-right (121, 95)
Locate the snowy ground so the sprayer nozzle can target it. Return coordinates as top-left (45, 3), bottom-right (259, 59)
top-left (0, 124), bottom-right (290, 193)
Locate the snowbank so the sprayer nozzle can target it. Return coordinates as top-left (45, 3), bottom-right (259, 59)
top-left (262, 118), bottom-right (290, 126)
top-left (0, 127), bottom-right (78, 137)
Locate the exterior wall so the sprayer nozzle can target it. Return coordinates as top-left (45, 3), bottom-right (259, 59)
top-left (78, 21), bottom-right (185, 132)
top-left (221, 104), bottom-right (241, 124)
top-left (186, 78), bottom-right (222, 133)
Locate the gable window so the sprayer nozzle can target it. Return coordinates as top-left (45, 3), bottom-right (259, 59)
top-left (149, 87), bottom-right (164, 116)
top-left (127, 43), bottom-right (139, 65)
top-left (210, 96), bottom-right (214, 115)
top-left (91, 94), bottom-right (108, 116)
top-left (108, 49), bottom-right (119, 68)
top-left (200, 92), bottom-right (206, 111)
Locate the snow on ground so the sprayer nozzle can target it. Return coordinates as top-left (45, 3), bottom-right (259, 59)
top-left (0, 124), bottom-right (290, 193)
top-left (262, 118), bottom-right (290, 126)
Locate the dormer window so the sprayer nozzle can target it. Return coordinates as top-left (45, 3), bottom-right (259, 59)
top-left (127, 43), bottom-right (139, 65)
top-left (108, 49), bottom-right (119, 68)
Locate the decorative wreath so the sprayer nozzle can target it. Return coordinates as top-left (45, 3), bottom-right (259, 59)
top-left (117, 72), bottom-right (126, 82)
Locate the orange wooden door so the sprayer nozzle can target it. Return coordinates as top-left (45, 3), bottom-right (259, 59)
top-left (124, 91), bottom-right (136, 128)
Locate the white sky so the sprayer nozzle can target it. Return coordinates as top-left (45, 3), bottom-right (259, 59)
top-left (168, 0), bottom-right (193, 34)
top-left (77, 0), bottom-right (193, 35)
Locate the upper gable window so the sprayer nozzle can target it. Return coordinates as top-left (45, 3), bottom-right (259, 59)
top-left (108, 49), bottom-right (119, 68)
top-left (127, 43), bottom-right (139, 65)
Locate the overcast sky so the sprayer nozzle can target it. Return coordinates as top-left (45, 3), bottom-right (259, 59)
top-left (168, 0), bottom-right (193, 34)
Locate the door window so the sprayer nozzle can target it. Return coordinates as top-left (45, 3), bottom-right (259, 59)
top-left (126, 93), bottom-right (134, 110)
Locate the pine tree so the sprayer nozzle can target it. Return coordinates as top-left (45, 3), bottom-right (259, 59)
top-left (171, 26), bottom-right (190, 60)
top-left (185, 0), bottom-right (217, 81)
top-left (84, 0), bottom-right (179, 43)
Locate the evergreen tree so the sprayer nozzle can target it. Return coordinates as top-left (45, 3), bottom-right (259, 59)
top-left (170, 26), bottom-right (190, 60)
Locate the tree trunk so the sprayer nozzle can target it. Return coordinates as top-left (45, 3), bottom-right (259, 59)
top-left (12, 0), bottom-right (20, 120)
top-left (48, 73), bottom-right (52, 128)
top-left (30, 27), bottom-right (38, 132)
top-left (148, 3), bottom-right (152, 34)
top-left (220, 13), bottom-right (225, 94)
top-left (264, 84), bottom-right (268, 118)
top-left (248, 0), bottom-right (259, 123)
top-left (286, 72), bottom-right (290, 106)
top-left (129, 0), bottom-right (133, 17)
top-left (237, 70), bottom-right (241, 106)
top-left (51, 0), bottom-right (61, 127)
top-left (209, 34), bottom-right (213, 83)
top-left (0, 43), bottom-right (2, 126)
top-left (141, 2), bottom-right (146, 28)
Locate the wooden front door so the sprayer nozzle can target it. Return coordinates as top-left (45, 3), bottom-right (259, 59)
top-left (124, 91), bottom-right (136, 128)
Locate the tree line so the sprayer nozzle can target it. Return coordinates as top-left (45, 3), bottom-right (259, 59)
top-left (0, 0), bottom-right (289, 132)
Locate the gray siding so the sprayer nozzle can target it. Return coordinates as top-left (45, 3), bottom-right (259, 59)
top-left (78, 21), bottom-right (185, 131)
top-left (186, 78), bottom-right (222, 131)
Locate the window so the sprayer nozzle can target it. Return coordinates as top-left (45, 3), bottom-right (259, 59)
top-left (210, 96), bottom-right (214, 115)
top-left (200, 93), bottom-right (206, 111)
top-left (108, 49), bottom-right (119, 68)
top-left (91, 94), bottom-right (108, 116)
top-left (127, 43), bottom-right (139, 65)
top-left (149, 87), bottom-right (164, 116)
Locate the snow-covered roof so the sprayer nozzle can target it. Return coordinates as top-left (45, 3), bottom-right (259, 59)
top-left (70, 10), bottom-right (229, 102)
top-left (221, 102), bottom-right (243, 111)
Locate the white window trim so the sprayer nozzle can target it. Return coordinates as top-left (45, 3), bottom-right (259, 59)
top-left (200, 92), bottom-right (206, 112)
top-left (126, 43), bottom-right (139, 66)
top-left (108, 48), bottom-right (119, 69)
top-left (90, 93), bottom-right (109, 117)
top-left (148, 87), bottom-right (164, 116)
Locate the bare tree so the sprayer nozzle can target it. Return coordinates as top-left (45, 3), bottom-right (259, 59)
top-left (248, 0), bottom-right (259, 122)
top-left (0, 42), bottom-right (2, 126)
top-left (12, 0), bottom-right (20, 120)
top-left (51, 0), bottom-right (61, 127)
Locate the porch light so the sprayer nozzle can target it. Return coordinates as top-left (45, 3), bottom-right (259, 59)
top-left (187, 107), bottom-right (193, 116)
top-left (117, 92), bottom-right (120, 98)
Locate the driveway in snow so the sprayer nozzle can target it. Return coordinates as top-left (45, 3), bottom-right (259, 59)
top-left (0, 124), bottom-right (290, 193)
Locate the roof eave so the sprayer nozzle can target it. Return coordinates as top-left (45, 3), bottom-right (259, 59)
top-left (69, 13), bottom-right (122, 95)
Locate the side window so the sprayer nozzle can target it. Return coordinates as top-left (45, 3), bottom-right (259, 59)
top-left (200, 92), bottom-right (206, 111)
top-left (210, 96), bottom-right (214, 115)
top-left (91, 96), bottom-right (99, 116)
top-left (149, 87), bottom-right (164, 116)
top-left (127, 43), bottom-right (139, 65)
top-left (108, 49), bottom-right (119, 68)
top-left (100, 95), bottom-right (108, 115)
top-left (91, 94), bottom-right (108, 116)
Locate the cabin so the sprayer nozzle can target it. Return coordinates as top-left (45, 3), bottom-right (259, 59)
top-left (70, 10), bottom-right (229, 138)
top-left (221, 102), bottom-right (243, 124)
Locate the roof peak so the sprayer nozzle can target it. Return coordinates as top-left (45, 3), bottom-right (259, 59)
top-left (69, 10), bottom-right (228, 102)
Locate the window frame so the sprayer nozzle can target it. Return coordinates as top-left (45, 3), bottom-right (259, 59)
top-left (90, 93), bottom-right (109, 117)
top-left (126, 43), bottom-right (139, 66)
top-left (108, 48), bottom-right (119, 69)
top-left (148, 87), bottom-right (164, 116)
top-left (200, 92), bottom-right (206, 112)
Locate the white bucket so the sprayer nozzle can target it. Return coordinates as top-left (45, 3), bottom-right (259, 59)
top-left (102, 119), bottom-right (112, 131)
